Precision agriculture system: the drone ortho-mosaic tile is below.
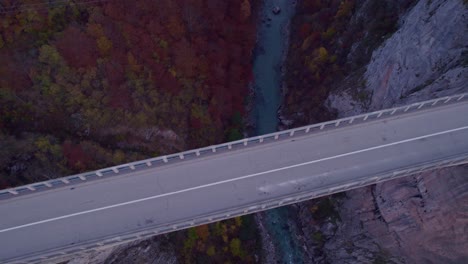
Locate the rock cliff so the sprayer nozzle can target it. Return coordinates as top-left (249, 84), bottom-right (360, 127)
top-left (317, 0), bottom-right (468, 263)
top-left (328, 0), bottom-right (467, 116)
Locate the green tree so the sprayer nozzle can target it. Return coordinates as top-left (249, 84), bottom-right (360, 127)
top-left (335, 0), bottom-right (354, 19)
top-left (38, 45), bottom-right (63, 67)
top-left (226, 128), bottom-right (242, 142)
top-left (206, 245), bottom-right (216, 256)
top-left (322, 27), bottom-right (336, 41)
top-left (97, 36), bottom-right (113, 56)
top-left (316, 47), bottom-right (329, 64)
top-left (229, 238), bottom-right (243, 257)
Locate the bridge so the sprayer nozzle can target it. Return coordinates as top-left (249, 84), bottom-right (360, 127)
top-left (1, 93), bottom-right (467, 263)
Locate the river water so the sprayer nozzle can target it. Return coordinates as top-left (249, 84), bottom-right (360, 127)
top-left (252, 0), bottom-right (302, 263)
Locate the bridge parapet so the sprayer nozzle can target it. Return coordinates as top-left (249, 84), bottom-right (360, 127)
top-left (17, 152), bottom-right (468, 264)
top-left (1, 93), bottom-right (466, 199)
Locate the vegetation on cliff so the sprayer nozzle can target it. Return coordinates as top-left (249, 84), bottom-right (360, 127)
top-left (283, 0), bottom-right (416, 126)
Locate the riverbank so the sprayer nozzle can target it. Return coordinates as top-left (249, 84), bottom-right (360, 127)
top-left (249, 0), bottom-right (303, 263)
top-left (251, 0), bottom-right (297, 136)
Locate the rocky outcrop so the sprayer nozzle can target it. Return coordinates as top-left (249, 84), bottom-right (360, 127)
top-left (66, 236), bottom-right (178, 264)
top-left (318, 166), bottom-right (468, 264)
top-left (318, 0), bottom-right (468, 263)
top-left (328, 0), bottom-right (468, 116)
top-left (365, 0), bottom-right (467, 109)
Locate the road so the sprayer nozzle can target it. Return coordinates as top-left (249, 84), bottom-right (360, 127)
top-left (1, 99), bottom-right (467, 263)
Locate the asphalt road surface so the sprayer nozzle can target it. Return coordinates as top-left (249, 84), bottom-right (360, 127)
top-left (1, 101), bottom-right (467, 263)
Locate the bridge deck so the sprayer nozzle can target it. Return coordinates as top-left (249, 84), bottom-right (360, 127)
top-left (1, 98), bottom-right (467, 263)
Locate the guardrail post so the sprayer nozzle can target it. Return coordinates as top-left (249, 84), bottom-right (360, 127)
top-left (212, 147), bottom-right (217, 153)
top-left (112, 167), bottom-right (119, 173)
top-left (444, 97), bottom-right (451, 103)
top-left (78, 175), bottom-right (86, 181)
top-left (349, 118), bottom-right (354, 124)
top-left (432, 99), bottom-right (439, 106)
top-left (129, 165), bottom-right (135, 170)
top-left (96, 171), bottom-right (103, 177)
top-left (417, 102), bottom-right (425, 109)
top-left (335, 121), bottom-right (340, 127)
top-left (146, 161), bottom-right (152, 167)
top-left (179, 154), bottom-right (184, 160)
top-left (320, 124), bottom-right (325, 130)
top-left (377, 112), bottom-right (383, 118)
top-left (404, 106), bottom-right (411, 112)
top-left (228, 144), bottom-right (232, 149)
top-left (458, 94), bottom-right (465, 101)
top-left (61, 179), bottom-right (70, 184)
top-left (306, 127), bottom-right (311, 133)
top-left (44, 182), bottom-right (52, 187)
top-left (391, 109), bottom-right (397, 115)
top-left (259, 137), bottom-right (264, 143)
top-left (289, 131), bottom-right (295, 136)
top-left (274, 134), bottom-right (279, 140)
top-left (363, 115), bottom-right (369, 121)
top-left (27, 185), bottom-right (36, 191)
top-left (196, 150), bottom-right (200, 156)
top-left (243, 139), bottom-right (248, 146)
top-left (163, 156), bottom-right (168, 163)
top-left (8, 189), bottom-right (19, 195)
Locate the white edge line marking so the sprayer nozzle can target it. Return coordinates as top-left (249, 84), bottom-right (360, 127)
top-left (1, 125), bottom-right (468, 233)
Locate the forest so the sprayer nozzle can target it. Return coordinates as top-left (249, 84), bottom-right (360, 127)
top-left (0, 0), bottom-right (257, 188)
top-left (282, 0), bottom-right (416, 126)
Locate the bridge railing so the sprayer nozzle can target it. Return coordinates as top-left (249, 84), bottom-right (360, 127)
top-left (19, 152), bottom-right (468, 264)
top-left (1, 93), bottom-right (466, 198)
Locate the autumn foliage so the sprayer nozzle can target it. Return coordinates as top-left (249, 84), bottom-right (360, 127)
top-left (0, 0), bottom-right (259, 186)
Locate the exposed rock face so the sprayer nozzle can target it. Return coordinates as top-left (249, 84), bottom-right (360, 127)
top-left (101, 238), bottom-right (178, 264)
top-left (328, 0), bottom-right (468, 116)
top-left (66, 236), bottom-right (178, 264)
top-left (373, 168), bottom-right (468, 263)
top-left (365, 0), bottom-right (467, 109)
top-left (320, 0), bottom-right (468, 263)
top-left (321, 167), bottom-right (468, 264)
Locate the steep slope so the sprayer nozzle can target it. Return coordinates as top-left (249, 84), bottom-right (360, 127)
top-left (311, 0), bottom-right (468, 263)
top-left (328, 0), bottom-right (467, 115)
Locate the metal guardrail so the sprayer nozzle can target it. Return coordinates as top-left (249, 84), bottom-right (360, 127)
top-left (17, 153), bottom-right (468, 264)
top-left (1, 93), bottom-right (466, 199)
